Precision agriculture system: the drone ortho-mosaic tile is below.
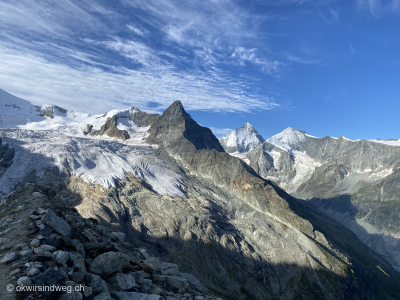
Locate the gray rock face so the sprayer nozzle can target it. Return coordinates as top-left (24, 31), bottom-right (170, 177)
top-left (88, 115), bottom-right (130, 140)
top-left (146, 100), bottom-right (224, 152)
top-left (89, 252), bottom-right (131, 276)
top-left (37, 105), bottom-right (68, 119)
top-left (43, 209), bottom-right (71, 236)
top-left (129, 107), bottom-right (160, 127)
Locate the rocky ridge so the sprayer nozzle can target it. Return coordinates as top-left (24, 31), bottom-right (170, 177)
top-left (0, 183), bottom-right (219, 300)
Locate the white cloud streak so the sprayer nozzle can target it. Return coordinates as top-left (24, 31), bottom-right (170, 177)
top-left (209, 127), bottom-right (234, 139)
top-left (0, 0), bottom-right (283, 115)
top-left (0, 47), bottom-right (277, 114)
top-left (127, 25), bottom-right (148, 36)
top-left (356, 0), bottom-right (400, 16)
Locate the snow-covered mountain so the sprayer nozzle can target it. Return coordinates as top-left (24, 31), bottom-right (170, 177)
top-left (0, 88), bottom-right (186, 197)
top-left (219, 122), bottom-right (264, 154)
top-left (266, 127), bottom-right (311, 152)
top-left (246, 126), bottom-right (400, 272)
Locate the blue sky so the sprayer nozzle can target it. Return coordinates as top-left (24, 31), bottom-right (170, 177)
top-left (0, 0), bottom-right (399, 140)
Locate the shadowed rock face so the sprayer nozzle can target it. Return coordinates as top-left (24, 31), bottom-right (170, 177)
top-left (146, 101), bottom-right (224, 152)
top-left (129, 107), bottom-right (159, 127)
top-left (0, 137), bottom-right (15, 179)
top-left (88, 115), bottom-right (130, 140)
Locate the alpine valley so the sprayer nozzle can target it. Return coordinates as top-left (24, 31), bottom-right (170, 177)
top-left (1, 88), bottom-right (400, 300)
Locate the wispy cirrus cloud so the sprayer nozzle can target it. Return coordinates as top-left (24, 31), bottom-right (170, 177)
top-left (356, 0), bottom-right (400, 17)
top-left (0, 0), bottom-right (280, 115)
top-left (0, 46), bottom-right (277, 114)
top-left (127, 25), bottom-right (148, 37)
top-left (231, 47), bottom-right (282, 74)
top-left (318, 7), bottom-right (340, 25)
top-left (209, 127), bottom-right (234, 139)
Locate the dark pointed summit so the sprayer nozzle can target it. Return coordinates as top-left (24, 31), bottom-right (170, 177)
top-left (163, 100), bottom-right (188, 120)
top-left (146, 101), bottom-right (224, 152)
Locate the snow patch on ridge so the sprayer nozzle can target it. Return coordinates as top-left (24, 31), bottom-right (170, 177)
top-left (264, 150), bottom-right (281, 169)
top-left (369, 139), bottom-right (400, 146)
top-left (291, 151), bottom-right (321, 186)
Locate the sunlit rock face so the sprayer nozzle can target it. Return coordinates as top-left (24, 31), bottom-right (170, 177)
top-left (1, 91), bottom-right (400, 299)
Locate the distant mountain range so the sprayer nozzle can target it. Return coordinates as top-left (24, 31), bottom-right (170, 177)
top-left (220, 123), bottom-right (400, 272)
top-left (1, 88), bottom-right (400, 300)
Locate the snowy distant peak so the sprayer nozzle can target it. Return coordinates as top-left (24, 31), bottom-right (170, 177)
top-left (369, 138), bottom-right (400, 146)
top-left (266, 127), bottom-right (308, 152)
top-left (220, 122), bottom-right (264, 153)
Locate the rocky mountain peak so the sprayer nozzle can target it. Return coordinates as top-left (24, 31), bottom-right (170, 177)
top-left (161, 100), bottom-right (189, 121)
top-left (146, 101), bottom-right (224, 152)
top-left (220, 123), bottom-right (264, 153)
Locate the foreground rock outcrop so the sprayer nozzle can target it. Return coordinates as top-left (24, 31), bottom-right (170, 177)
top-left (0, 184), bottom-right (220, 300)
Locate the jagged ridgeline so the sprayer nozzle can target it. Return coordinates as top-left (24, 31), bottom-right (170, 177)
top-left (223, 124), bottom-right (400, 275)
top-left (1, 88), bottom-right (400, 300)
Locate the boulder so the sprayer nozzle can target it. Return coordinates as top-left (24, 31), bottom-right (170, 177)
top-left (0, 252), bottom-right (17, 264)
top-left (139, 249), bottom-right (150, 259)
top-left (70, 271), bottom-right (85, 283)
top-left (111, 232), bottom-right (126, 242)
top-left (54, 250), bottom-right (69, 265)
top-left (43, 209), bottom-right (71, 236)
top-left (181, 273), bottom-right (209, 292)
top-left (144, 258), bottom-right (179, 276)
top-left (17, 276), bottom-right (33, 286)
top-left (40, 244), bottom-right (56, 252)
top-left (107, 273), bottom-right (136, 291)
top-left (165, 276), bottom-right (189, 290)
top-left (34, 267), bottom-right (68, 294)
top-left (130, 271), bottom-right (145, 284)
top-left (89, 252), bottom-right (130, 276)
top-left (30, 239), bottom-right (41, 248)
top-left (86, 273), bottom-right (110, 295)
top-left (27, 267), bottom-right (41, 276)
top-left (19, 249), bottom-right (33, 257)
